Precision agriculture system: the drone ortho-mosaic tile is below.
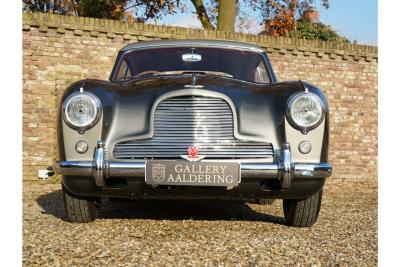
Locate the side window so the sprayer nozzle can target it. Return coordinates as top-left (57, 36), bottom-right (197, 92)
top-left (254, 62), bottom-right (270, 83)
top-left (115, 60), bottom-right (131, 80)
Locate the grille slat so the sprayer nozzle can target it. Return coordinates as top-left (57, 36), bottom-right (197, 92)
top-left (113, 96), bottom-right (273, 160)
top-left (117, 144), bottom-right (269, 148)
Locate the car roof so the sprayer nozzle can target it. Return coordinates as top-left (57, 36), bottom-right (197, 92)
top-left (120, 39), bottom-right (265, 53)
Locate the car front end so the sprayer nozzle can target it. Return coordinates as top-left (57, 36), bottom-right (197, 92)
top-left (53, 40), bottom-right (332, 226)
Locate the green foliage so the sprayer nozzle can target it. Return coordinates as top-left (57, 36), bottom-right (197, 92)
top-left (290, 21), bottom-right (350, 43)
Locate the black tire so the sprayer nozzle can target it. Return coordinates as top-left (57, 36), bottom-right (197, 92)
top-left (283, 190), bottom-right (323, 227)
top-left (62, 185), bottom-right (100, 223)
top-left (255, 199), bottom-right (275, 205)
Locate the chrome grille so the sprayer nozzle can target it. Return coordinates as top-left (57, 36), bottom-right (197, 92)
top-left (113, 96), bottom-right (274, 159)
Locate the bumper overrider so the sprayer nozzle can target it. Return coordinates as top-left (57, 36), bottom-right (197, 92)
top-left (54, 141), bottom-right (332, 189)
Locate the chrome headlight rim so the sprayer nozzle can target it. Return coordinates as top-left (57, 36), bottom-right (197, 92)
top-left (62, 91), bottom-right (102, 132)
top-left (286, 92), bottom-right (326, 133)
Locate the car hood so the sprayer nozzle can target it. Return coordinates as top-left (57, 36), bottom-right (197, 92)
top-left (61, 75), bottom-right (324, 149)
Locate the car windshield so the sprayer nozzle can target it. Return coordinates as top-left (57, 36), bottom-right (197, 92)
top-left (113, 47), bottom-right (270, 83)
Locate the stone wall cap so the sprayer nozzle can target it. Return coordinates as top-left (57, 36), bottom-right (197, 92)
top-left (22, 12), bottom-right (377, 57)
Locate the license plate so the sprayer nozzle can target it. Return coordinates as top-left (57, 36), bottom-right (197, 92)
top-left (145, 160), bottom-right (240, 186)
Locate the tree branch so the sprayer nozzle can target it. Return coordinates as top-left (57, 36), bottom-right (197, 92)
top-left (190, 0), bottom-right (214, 30)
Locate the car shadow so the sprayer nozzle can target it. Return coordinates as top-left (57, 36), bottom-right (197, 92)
top-left (36, 189), bottom-right (285, 225)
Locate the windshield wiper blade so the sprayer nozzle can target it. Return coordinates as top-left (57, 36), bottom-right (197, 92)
top-left (116, 70), bottom-right (233, 81)
top-left (117, 73), bottom-right (160, 81)
top-left (157, 70), bottom-right (233, 78)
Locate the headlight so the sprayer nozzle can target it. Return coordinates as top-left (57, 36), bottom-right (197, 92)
top-left (62, 92), bottom-right (101, 131)
top-left (287, 92), bottom-right (324, 133)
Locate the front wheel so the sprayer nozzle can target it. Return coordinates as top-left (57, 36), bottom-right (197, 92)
top-left (62, 185), bottom-right (100, 223)
top-left (283, 190), bottom-right (323, 227)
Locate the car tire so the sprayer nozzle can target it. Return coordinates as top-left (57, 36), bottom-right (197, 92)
top-left (283, 190), bottom-right (322, 227)
top-left (62, 185), bottom-right (100, 223)
top-left (255, 199), bottom-right (275, 205)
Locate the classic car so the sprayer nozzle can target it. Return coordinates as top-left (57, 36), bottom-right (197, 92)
top-left (53, 39), bottom-right (332, 227)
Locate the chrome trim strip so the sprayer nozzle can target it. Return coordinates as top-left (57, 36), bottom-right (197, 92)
top-left (120, 41), bottom-right (265, 53)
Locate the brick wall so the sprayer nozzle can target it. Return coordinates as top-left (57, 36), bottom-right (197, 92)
top-left (22, 13), bottom-right (378, 180)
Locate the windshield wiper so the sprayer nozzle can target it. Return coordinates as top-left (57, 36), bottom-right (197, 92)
top-left (116, 70), bottom-right (233, 82)
top-left (115, 72), bottom-right (160, 81)
top-left (157, 70), bottom-right (233, 78)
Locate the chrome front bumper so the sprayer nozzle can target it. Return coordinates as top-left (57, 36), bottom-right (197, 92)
top-left (54, 142), bottom-right (332, 189)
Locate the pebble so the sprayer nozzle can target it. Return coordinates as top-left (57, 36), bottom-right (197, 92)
top-left (23, 179), bottom-right (377, 266)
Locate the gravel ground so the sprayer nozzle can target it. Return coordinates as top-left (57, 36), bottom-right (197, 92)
top-left (23, 179), bottom-right (377, 266)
